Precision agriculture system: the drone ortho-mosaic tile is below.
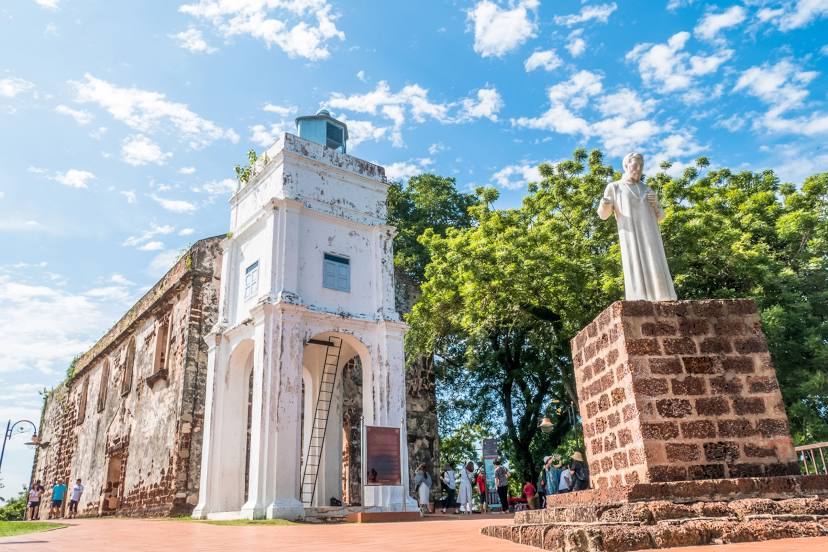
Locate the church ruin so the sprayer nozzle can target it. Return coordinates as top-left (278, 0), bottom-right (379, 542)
top-left (30, 111), bottom-right (437, 520)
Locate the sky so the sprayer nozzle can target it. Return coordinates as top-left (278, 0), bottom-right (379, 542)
top-left (0, 0), bottom-right (827, 498)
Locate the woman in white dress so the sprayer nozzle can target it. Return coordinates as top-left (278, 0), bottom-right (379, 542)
top-left (413, 463), bottom-right (432, 514)
top-left (458, 461), bottom-right (475, 514)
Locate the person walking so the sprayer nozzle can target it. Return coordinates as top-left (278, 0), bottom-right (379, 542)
top-left (413, 464), bottom-right (432, 514)
top-left (458, 461), bottom-right (475, 514)
top-left (48, 478), bottom-right (67, 519)
top-left (523, 479), bottom-right (537, 510)
top-left (441, 463), bottom-right (458, 514)
top-left (571, 452), bottom-right (590, 491)
top-left (493, 459), bottom-right (510, 514)
top-left (476, 468), bottom-right (488, 513)
top-left (67, 478), bottom-right (84, 519)
top-left (27, 481), bottom-right (43, 521)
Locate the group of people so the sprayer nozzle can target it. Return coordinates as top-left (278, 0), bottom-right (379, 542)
top-left (412, 451), bottom-right (589, 515)
top-left (27, 478), bottom-right (84, 520)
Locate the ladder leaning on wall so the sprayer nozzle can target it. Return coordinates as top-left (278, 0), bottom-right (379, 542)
top-left (300, 336), bottom-right (344, 507)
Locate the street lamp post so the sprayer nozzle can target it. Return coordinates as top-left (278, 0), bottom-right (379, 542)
top-left (0, 419), bottom-right (39, 474)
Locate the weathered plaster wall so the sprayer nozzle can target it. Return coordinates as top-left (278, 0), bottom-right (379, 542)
top-left (31, 238), bottom-right (222, 518)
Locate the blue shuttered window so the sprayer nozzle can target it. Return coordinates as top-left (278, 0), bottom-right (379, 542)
top-left (323, 253), bottom-right (350, 292)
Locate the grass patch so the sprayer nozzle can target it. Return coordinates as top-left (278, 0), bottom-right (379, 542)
top-left (0, 521), bottom-right (67, 538)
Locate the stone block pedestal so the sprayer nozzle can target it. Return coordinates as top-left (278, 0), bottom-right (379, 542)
top-left (571, 299), bottom-right (798, 487)
top-left (482, 299), bottom-right (828, 551)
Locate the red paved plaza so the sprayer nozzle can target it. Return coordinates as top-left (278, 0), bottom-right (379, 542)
top-left (2, 516), bottom-right (828, 552)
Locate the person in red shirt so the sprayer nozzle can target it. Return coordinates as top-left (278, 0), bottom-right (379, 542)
top-left (476, 469), bottom-right (488, 513)
top-left (523, 480), bottom-right (537, 510)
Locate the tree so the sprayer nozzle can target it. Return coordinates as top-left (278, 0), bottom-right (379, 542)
top-left (387, 174), bottom-right (477, 284)
top-left (0, 488), bottom-right (27, 521)
top-left (408, 149), bottom-right (828, 484)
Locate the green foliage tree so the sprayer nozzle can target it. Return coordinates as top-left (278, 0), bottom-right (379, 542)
top-left (0, 488), bottom-right (27, 521)
top-left (408, 149), bottom-right (828, 484)
top-left (439, 423), bottom-right (494, 469)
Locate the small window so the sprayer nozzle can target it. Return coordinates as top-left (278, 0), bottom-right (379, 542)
top-left (323, 253), bottom-right (350, 292)
top-left (97, 360), bottom-right (110, 412)
top-left (244, 261), bottom-right (259, 299)
top-left (77, 378), bottom-right (89, 424)
top-left (326, 123), bottom-right (344, 150)
top-left (121, 339), bottom-right (135, 396)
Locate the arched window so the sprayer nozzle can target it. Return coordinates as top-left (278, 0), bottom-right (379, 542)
top-left (77, 377), bottom-right (89, 424)
top-left (147, 316), bottom-right (170, 386)
top-left (121, 339), bottom-right (135, 396)
top-left (97, 359), bottom-right (110, 412)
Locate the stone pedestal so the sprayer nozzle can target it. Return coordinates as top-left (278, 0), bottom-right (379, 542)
top-left (571, 299), bottom-right (798, 487)
top-left (482, 299), bottom-right (828, 551)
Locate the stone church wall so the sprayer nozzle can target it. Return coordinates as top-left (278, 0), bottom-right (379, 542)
top-left (31, 237), bottom-right (223, 518)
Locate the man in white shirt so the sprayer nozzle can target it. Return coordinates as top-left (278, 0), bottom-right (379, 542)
top-left (68, 478), bottom-right (84, 519)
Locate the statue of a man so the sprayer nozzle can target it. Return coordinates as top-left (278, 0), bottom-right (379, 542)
top-left (597, 152), bottom-right (677, 301)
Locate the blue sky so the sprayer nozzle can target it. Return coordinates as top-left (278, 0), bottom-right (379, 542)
top-left (0, 0), bottom-right (826, 496)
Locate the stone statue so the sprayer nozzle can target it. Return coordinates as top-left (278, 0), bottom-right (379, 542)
top-left (597, 152), bottom-right (677, 301)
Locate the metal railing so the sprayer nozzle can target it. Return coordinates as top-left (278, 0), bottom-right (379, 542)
top-left (796, 441), bottom-right (828, 475)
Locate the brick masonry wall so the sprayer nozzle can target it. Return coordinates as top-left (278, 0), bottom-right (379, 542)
top-left (571, 299), bottom-right (798, 489)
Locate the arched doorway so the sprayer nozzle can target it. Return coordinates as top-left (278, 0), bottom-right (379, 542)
top-left (300, 333), bottom-right (369, 508)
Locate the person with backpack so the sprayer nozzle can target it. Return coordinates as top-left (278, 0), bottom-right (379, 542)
top-left (441, 463), bottom-right (458, 514)
top-left (493, 458), bottom-right (510, 513)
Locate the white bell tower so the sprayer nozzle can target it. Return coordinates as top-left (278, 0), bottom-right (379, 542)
top-left (193, 110), bottom-right (415, 520)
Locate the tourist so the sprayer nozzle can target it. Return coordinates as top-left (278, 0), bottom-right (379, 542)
top-left (413, 464), bottom-right (432, 514)
top-left (27, 480), bottom-right (43, 520)
top-left (571, 452), bottom-right (590, 491)
top-left (458, 461), bottom-right (475, 514)
top-left (493, 459), bottom-right (510, 513)
top-left (476, 468), bottom-right (488, 513)
top-left (558, 463), bottom-right (572, 493)
top-left (48, 478), bottom-right (67, 519)
top-left (524, 479), bottom-right (537, 510)
top-left (68, 478), bottom-right (84, 519)
top-left (547, 455), bottom-right (563, 496)
top-left (441, 463), bottom-right (458, 514)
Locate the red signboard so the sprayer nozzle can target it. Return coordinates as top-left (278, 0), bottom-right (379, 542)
top-left (364, 426), bottom-right (401, 486)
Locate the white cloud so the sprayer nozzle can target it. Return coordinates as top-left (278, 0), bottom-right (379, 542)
top-left (250, 122), bottom-right (289, 148)
top-left (172, 27), bottom-right (217, 53)
top-left (694, 6), bottom-right (746, 41)
top-left (524, 50), bottom-right (563, 72)
top-left (110, 274), bottom-right (135, 286)
top-left (84, 286), bottom-right (133, 303)
top-left (191, 178), bottom-right (236, 198)
top-left (758, 0), bottom-right (828, 31)
top-left (821, 44), bottom-right (828, 56)
top-left (596, 88), bottom-right (656, 119)
top-left (148, 250), bottom-right (182, 277)
top-left (385, 158), bottom-right (433, 182)
top-left (0, 272), bottom-right (119, 375)
top-left (138, 241), bottom-right (165, 251)
top-left (457, 87), bottom-right (503, 121)
top-left (0, 219), bottom-right (46, 232)
top-left (120, 190), bottom-right (137, 203)
top-left (90, 126), bottom-right (108, 140)
top-left (121, 134), bottom-right (172, 166)
top-left (466, 0), bottom-right (538, 58)
top-left (178, 166), bottom-right (197, 175)
top-left (566, 30), bottom-right (586, 57)
top-left (668, 0), bottom-right (696, 10)
top-left (0, 77), bottom-right (35, 98)
top-left (554, 3), bottom-right (617, 26)
top-left (428, 142), bottom-right (446, 155)
top-left (33, 0), bottom-right (59, 9)
top-left (178, 227), bottom-right (195, 236)
top-left (626, 31), bottom-right (732, 93)
top-left (356, 70), bottom-right (367, 82)
top-left (71, 73), bottom-right (239, 149)
top-left (123, 223), bottom-right (174, 248)
top-left (53, 169), bottom-right (95, 189)
top-left (263, 103), bottom-right (297, 117)
top-left (327, 82), bottom-right (502, 146)
top-left (733, 59), bottom-right (828, 136)
top-left (55, 104), bottom-right (93, 125)
top-left (492, 163), bottom-right (541, 190)
top-left (343, 119), bottom-right (388, 149)
top-left (179, 0), bottom-right (345, 61)
top-left (151, 194), bottom-right (197, 214)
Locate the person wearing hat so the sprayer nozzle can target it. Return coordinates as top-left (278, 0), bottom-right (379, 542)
top-left (570, 451), bottom-right (590, 491)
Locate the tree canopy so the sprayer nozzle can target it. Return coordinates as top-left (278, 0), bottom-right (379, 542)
top-left (405, 149), bottom-right (828, 483)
